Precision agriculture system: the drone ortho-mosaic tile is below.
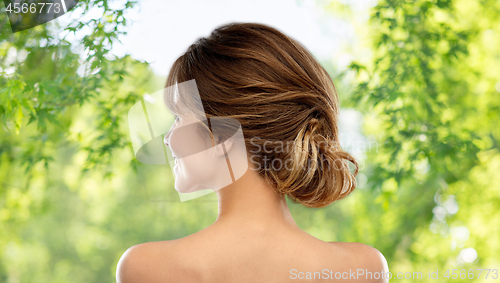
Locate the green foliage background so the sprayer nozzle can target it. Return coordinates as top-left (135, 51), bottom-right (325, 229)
top-left (0, 0), bottom-right (499, 282)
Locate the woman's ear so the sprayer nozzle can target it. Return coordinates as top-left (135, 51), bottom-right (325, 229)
top-left (214, 136), bottom-right (234, 158)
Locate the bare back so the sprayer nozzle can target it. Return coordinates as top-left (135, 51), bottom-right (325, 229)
top-left (117, 223), bottom-right (388, 283)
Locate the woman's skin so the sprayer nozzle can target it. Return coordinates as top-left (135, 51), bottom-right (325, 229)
top-left (116, 157), bottom-right (389, 283)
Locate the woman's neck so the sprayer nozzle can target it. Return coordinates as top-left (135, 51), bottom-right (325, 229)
top-left (213, 167), bottom-right (299, 230)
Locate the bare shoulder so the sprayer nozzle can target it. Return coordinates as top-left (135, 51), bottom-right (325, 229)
top-left (353, 242), bottom-right (388, 271)
top-left (329, 241), bottom-right (389, 283)
top-left (116, 240), bottom-right (205, 283)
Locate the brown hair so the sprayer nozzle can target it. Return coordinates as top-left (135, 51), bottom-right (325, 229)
top-left (165, 22), bottom-right (358, 208)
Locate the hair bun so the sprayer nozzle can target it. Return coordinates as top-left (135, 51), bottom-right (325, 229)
top-left (269, 117), bottom-right (358, 208)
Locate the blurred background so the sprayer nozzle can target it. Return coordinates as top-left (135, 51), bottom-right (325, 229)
top-left (1, 0), bottom-right (499, 282)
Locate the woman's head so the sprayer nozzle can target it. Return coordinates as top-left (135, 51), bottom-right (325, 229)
top-left (165, 22), bottom-right (358, 208)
